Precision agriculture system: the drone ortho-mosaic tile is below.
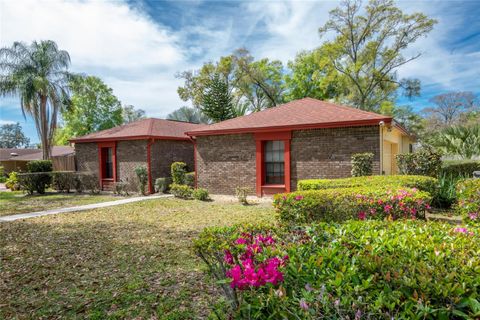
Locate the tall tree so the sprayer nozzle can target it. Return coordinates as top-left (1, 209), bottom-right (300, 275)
top-left (122, 105), bottom-right (146, 124)
top-left (379, 102), bottom-right (424, 137)
top-left (318, 0), bottom-right (436, 111)
top-left (283, 49), bottom-right (344, 102)
top-left (0, 122), bottom-right (30, 148)
top-left (0, 41), bottom-right (72, 159)
top-left (422, 91), bottom-right (479, 130)
top-left (55, 76), bottom-right (123, 145)
top-left (201, 74), bottom-right (235, 122)
top-left (167, 106), bottom-right (210, 124)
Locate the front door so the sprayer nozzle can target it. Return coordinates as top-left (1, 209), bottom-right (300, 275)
top-left (101, 147), bottom-right (113, 179)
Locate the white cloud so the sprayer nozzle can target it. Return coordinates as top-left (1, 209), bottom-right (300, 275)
top-left (0, 119), bottom-right (16, 125)
top-left (0, 0), bottom-right (189, 115)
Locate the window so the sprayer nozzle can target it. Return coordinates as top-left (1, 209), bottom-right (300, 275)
top-left (102, 147), bottom-right (113, 179)
top-left (264, 141), bottom-right (284, 185)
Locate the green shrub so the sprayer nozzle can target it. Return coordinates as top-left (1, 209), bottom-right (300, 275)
top-left (195, 221), bottom-right (480, 319)
top-left (51, 171), bottom-right (76, 193)
top-left (113, 181), bottom-right (129, 196)
top-left (134, 166), bottom-right (148, 195)
top-left (0, 166), bottom-right (5, 183)
top-left (185, 172), bottom-right (195, 187)
top-left (235, 186), bottom-right (250, 205)
top-left (396, 147), bottom-right (442, 177)
top-left (154, 177), bottom-right (171, 193)
top-left (298, 175), bottom-right (437, 195)
top-left (456, 179), bottom-right (480, 226)
top-left (431, 173), bottom-right (468, 209)
top-left (351, 152), bottom-right (374, 177)
top-left (17, 172), bottom-right (51, 194)
top-left (27, 160), bottom-right (53, 173)
top-left (441, 160), bottom-right (480, 178)
top-left (192, 188), bottom-right (209, 201)
top-left (171, 162), bottom-right (187, 185)
top-left (77, 172), bottom-right (100, 194)
top-left (274, 186), bottom-right (431, 223)
top-left (5, 171), bottom-right (19, 191)
top-left (170, 183), bottom-right (193, 199)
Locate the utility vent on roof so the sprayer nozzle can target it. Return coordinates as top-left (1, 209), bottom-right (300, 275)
top-left (10, 152), bottom-right (18, 157)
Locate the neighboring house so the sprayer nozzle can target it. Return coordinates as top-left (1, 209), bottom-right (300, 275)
top-left (70, 118), bottom-right (202, 192)
top-left (0, 146), bottom-right (75, 174)
top-left (186, 98), bottom-right (413, 197)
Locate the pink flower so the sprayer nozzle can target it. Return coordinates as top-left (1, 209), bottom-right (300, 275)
top-left (358, 211), bottom-right (366, 220)
top-left (299, 299), bottom-right (309, 311)
top-left (469, 213), bottom-right (478, 220)
top-left (235, 238), bottom-right (247, 245)
top-left (256, 234), bottom-right (275, 246)
top-left (224, 250), bottom-right (234, 265)
top-left (384, 204), bottom-right (393, 213)
top-left (454, 227), bottom-right (474, 235)
top-left (305, 283), bottom-right (313, 292)
top-left (294, 195), bottom-right (304, 201)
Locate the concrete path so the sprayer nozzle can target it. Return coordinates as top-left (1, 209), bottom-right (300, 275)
top-left (0, 194), bottom-right (173, 222)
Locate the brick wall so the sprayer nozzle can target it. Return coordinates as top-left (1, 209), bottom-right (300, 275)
top-left (117, 140), bottom-right (147, 190)
top-left (290, 126), bottom-right (380, 189)
top-left (150, 140), bottom-right (194, 181)
top-left (196, 134), bottom-right (256, 195)
top-left (75, 142), bottom-right (99, 175)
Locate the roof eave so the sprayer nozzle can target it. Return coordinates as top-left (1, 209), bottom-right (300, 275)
top-left (70, 135), bottom-right (191, 143)
top-left (186, 118), bottom-right (392, 137)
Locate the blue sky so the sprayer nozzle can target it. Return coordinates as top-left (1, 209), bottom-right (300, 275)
top-left (1, 0), bottom-right (479, 144)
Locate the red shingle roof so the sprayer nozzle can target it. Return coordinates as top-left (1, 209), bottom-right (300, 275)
top-left (70, 118), bottom-right (203, 143)
top-left (187, 98), bottom-right (392, 136)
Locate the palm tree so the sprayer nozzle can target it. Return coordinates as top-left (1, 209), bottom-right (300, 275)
top-left (431, 124), bottom-right (480, 159)
top-left (0, 40), bottom-right (72, 159)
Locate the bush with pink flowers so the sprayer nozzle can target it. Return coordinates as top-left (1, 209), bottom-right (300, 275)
top-left (456, 178), bottom-right (480, 226)
top-left (273, 186), bottom-right (431, 223)
top-left (195, 221), bottom-right (480, 319)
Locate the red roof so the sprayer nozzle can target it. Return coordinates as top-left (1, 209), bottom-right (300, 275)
top-left (70, 118), bottom-right (203, 143)
top-left (187, 98), bottom-right (392, 136)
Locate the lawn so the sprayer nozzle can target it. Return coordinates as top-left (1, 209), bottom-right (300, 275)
top-left (0, 191), bottom-right (119, 217)
top-left (0, 198), bottom-right (275, 319)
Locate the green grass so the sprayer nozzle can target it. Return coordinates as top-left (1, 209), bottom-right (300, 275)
top-left (0, 198), bottom-right (275, 319)
top-left (0, 191), bottom-right (119, 216)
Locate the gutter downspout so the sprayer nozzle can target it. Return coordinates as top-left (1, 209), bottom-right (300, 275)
top-left (379, 121), bottom-right (385, 175)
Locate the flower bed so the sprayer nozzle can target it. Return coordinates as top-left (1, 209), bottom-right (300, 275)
top-left (274, 186), bottom-right (431, 223)
top-left (298, 175), bottom-right (437, 195)
top-left (456, 178), bottom-right (480, 226)
top-left (195, 221), bottom-right (480, 319)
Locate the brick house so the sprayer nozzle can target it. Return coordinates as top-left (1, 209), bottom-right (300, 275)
top-left (71, 118), bottom-right (202, 192)
top-left (186, 98), bottom-right (413, 197)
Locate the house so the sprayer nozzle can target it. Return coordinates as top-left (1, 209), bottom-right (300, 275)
top-left (186, 98), bottom-right (413, 197)
top-left (0, 146), bottom-right (75, 174)
top-left (71, 118), bottom-right (203, 192)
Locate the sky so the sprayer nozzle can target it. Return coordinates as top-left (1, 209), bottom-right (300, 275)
top-left (0, 0), bottom-right (479, 144)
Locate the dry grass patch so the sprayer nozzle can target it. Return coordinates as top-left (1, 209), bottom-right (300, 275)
top-left (0, 191), bottom-right (118, 217)
top-left (0, 198), bottom-right (275, 319)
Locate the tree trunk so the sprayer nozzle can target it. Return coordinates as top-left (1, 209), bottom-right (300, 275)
top-left (40, 95), bottom-right (51, 160)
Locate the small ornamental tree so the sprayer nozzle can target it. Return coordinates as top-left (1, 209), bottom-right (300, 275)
top-left (171, 162), bottom-right (187, 185)
top-left (351, 152), bottom-right (374, 177)
top-left (135, 166), bottom-right (148, 195)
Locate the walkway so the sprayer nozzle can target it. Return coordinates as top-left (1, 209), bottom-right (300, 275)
top-left (0, 194), bottom-right (173, 222)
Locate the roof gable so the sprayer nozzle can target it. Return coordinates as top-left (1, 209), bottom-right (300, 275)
top-left (70, 118), bottom-right (204, 142)
top-left (187, 98), bottom-right (392, 136)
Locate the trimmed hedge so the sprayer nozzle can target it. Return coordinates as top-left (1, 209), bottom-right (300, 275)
top-left (396, 147), bottom-right (442, 177)
top-left (195, 221), bottom-right (480, 319)
top-left (274, 186), bottom-right (431, 223)
top-left (192, 187), bottom-right (209, 201)
top-left (17, 172), bottom-right (51, 194)
top-left (51, 171), bottom-right (76, 193)
top-left (27, 160), bottom-right (52, 173)
top-left (441, 160), bottom-right (480, 178)
top-left (298, 175), bottom-right (437, 195)
top-left (456, 178), bottom-right (480, 226)
top-left (171, 162), bottom-right (187, 185)
top-left (351, 152), bottom-right (374, 177)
